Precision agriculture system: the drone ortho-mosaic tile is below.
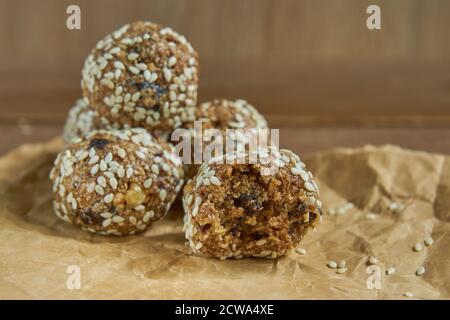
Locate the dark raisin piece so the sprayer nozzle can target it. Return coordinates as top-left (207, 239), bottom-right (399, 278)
top-left (198, 224), bottom-right (211, 233)
top-left (80, 209), bottom-right (102, 225)
top-left (88, 139), bottom-right (109, 150)
top-left (289, 202), bottom-right (308, 217)
top-left (234, 193), bottom-right (263, 215)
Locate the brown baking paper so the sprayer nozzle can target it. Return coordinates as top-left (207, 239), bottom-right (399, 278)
top-left (0, 138), bottom-right (449, 299)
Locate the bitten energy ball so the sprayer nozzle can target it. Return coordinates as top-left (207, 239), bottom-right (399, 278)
top-left (63, 98), bottom-right (97, 144)
top-left (50, 128), bottom-right (184, 236)
top-left (81, 21), bottom-right (199, 132)
top-left (178, 99), bottom-right (268, 178)
top-left (182, 149), bottom-right (322, 259)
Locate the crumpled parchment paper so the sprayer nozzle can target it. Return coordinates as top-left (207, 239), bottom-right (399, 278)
top-left (0, 138), bottom-right (449, 299)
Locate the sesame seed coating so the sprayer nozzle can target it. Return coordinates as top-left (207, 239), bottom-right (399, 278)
top-left (182, 149), bottom-right (321, 260)
top-left (81, 21), bottom-right (199, 132)
top-left (50, 128), bottom-right (184, 235)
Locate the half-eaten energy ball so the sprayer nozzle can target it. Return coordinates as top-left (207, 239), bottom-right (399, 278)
top-left (182, 149), bottom-right (322, 259)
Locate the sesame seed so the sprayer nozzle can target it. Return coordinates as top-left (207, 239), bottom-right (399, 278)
top-left (114, 61), bottom-right (125, 70)
top-left (256, 239), bottom-right (267, 246)
top-left (126, 167), bottom-right (133, 178)
top-left (129, 66), bottom-right (140, 74)
top-left (136, 63), bottom-right (147, 71)
top-left (117, 148), bottom-right (126, 159)
top-left (89, 147), bottom-right (96, 158)
top-left (369, 255), bottom-right (379, 265)
top-left (127, 52), bottom-right (139, 61)
top-left (90, 164), bottom-right (99, 175)
top-left (102, 218), bottom-right (111, 227)
top-left (403, 292), bottom-right (414, 298)
top-left (131, 92), bottom-right (140, 102)
top-left (144, 178), bottom-right (153, 188)
top-left (117, 166), bottom-right (125, 178)
top-left (143, 211), bottom-right (154, 223)
top-left (135, 205), bottom-right (145, 211)
top-left (159, 189), bottom-right (167, 201)
top-left (97, 176), bottom-right (106, 187)
top-left (327, 261), bottom-right (338, 269)
top-left (416, 265), bottom-right (425, 276)
top-left (129, 216), bottom-right (137, 225)
top-left (295, 248), bottom-right (306, 255)
top-left (413, 242), bottom-right (423, 252)
top-left (195, 242), bottom-right (203, 250)
top-left (304, 182), bottom-right (315, 192)
top-left (104, 194), bottom-right (114, 203)
top-left (135, 151), bottom-right (145, 159)
top-left (105, 152), bottom-right (113, 163)
top-left (209, 176), bottom-right (221, 186)
top-left (88, 155), bottom-right (99, 165)
top-left (151, 164), bottom-right (159, 174)
top-left (95, 185), bottom-right (104, 195)
top-left (100, 79), bottom-right (114, 89)
top-left (112, 216), bottom-right (124, 223)
top-left (101, 212), bottom-right (112, 218)
top-left (168, 56), bottom-right (177, 67)
top-left (424, 237), bottom-right (433, 247)
top-left (386, 267), bottom-right (396, 275)
top-left (163, 68), bottom-right (172, 81)
top-left (109, 177), bottom-right (118, 189)
top-left (99, 160), bottom-right (107, 171)
top-left (336, 267), bottom-right (347, 274)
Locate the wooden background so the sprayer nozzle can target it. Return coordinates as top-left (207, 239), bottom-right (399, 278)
top-left (0, 0), bottom-right (449, 155)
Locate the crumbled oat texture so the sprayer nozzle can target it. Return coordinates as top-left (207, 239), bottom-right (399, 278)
top-left (63, 98), bottom-right (97, 144)
top-left (81, 21), bottom-right (199, 132)
top-left (176, 99), bottom-right (269, 178)
top-left (50, 128), bottom-right (184, 236)
top-left (182, 149), bottom-right (322, 259)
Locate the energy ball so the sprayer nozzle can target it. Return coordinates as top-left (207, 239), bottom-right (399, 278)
top-left (50, 128), bottom-right (184, 236)
top-left (174, 99), bottom-right (268, 178)
top-left (81, 21), bottom-right (199, 132)
top-left (63, 98), bottom-right (98, 144)
top-left (182, 149), bottom-right (322, 259)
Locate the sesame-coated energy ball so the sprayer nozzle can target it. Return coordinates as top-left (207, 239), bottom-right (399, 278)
top-left (63, 98), bottom-right (97, 144)
top-left (182, 149), bottom-right (322, 259)
top-left (177, 99), bottom-right (268, 178)
top-left (81, 21), bottom-right (199, 132)
top-left (50, 128), bottom-right (184, 236)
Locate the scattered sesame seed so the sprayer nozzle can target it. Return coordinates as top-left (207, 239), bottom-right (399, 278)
top-left (127, 52), bottom-right (139, 61)
top-left (109, 177), bottom-right (118, 189)
top-left (159, 189), bottom-right (167, 201)
top-left (88, 155), bottom-right (99, 165)
top-left (386, 267), bottom-right (396, 275)
top-left (424, 237), bottom-right (433, 247)
top-left (168, 56), bottom-right (177, 67)
top-left (327, 260), bottom-right (338, 269)
top-left (413, 242), bottom-right (423, 252)
top-left (403, 292), bottom-right (414, 298)
top-left (95, 185), bottom-right (104, 195)
top-left (304, 181), bottom-right (315, 192)
top-left (151, 164), bottom-right (159, 174)
top-left (99, 160), bottom-right (107, 171)
top-left (97, 176), bottom-right (106, 187)
top-left (114, 61), bottom-right (125, 70)
top-left (416, 266), bottom-right (425, 276)
top-left (101, 212), bottom-right (112, 218)
top-left (295, 248), bottom-right (306, 255)
top-left (126, 167), bottom-right (134, 178)
top-left (336, 267), bottom-right (348, 274)
top-left (369, 255), bottom-right (379, 265)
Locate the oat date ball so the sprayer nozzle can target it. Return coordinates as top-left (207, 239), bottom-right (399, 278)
top-left (50, 128), bottom-right (184, 236)
top-left (177, 99), bottom-right (268, 178)
top-left (81, 21), bottom-right (199, 132)
top-left (182, 149), bottom-right (322, 259)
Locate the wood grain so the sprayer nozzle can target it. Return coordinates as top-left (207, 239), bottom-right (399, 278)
top-left (0, 0), bottom-right (449, 126)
